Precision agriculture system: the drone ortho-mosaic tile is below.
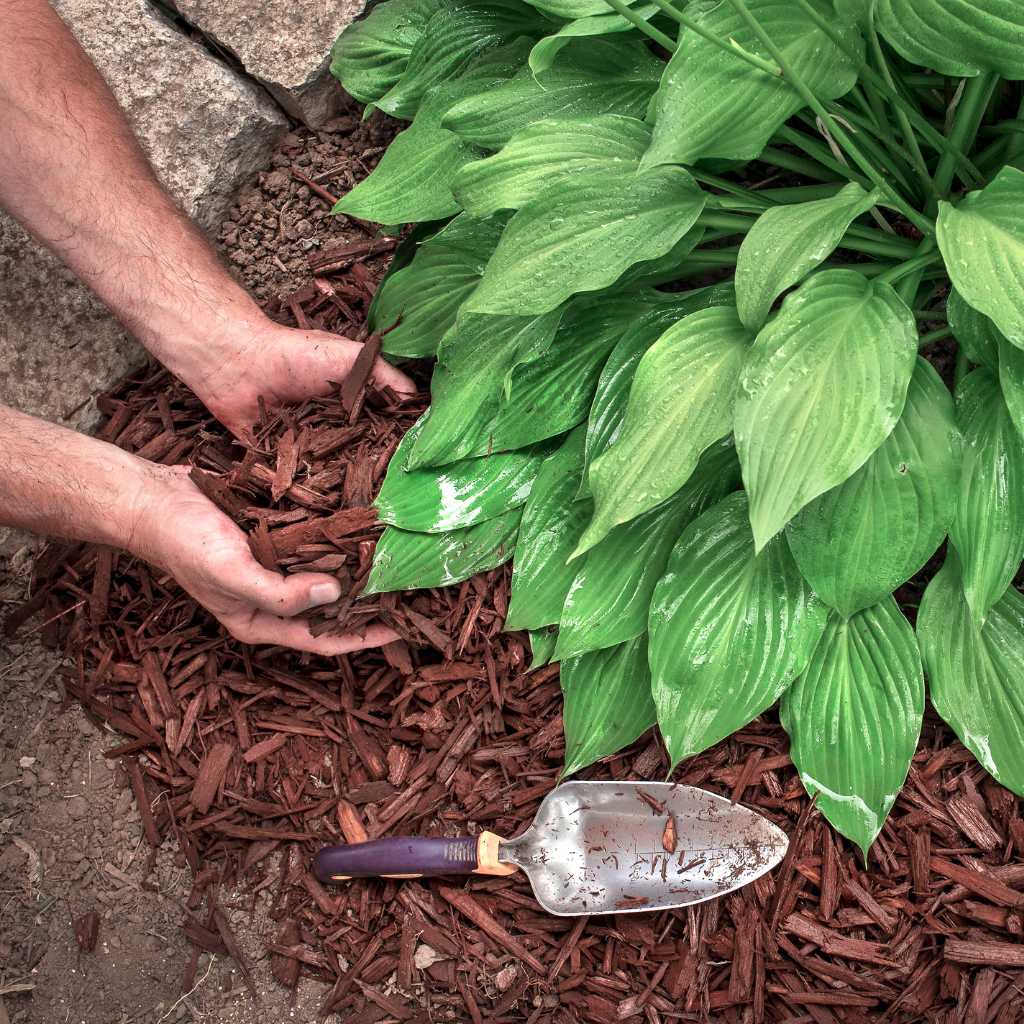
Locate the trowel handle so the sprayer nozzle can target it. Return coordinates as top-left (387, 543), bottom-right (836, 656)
top-left (313, 831), bottom-right (518, 883)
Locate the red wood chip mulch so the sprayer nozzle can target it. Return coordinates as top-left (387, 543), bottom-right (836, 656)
top-left (8, 249), bottom-right (1024, 1023)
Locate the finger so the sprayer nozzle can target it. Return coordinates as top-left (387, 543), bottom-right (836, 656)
top-left (229, 615), bottom-right (400, 656)
top-left (228, 564), bottom-right (344, 618)
top-left (301, 333), bottom-right (415, 397)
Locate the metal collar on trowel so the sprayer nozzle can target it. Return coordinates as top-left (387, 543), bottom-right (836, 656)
top-left (314, 781), bottom-right (788, 916)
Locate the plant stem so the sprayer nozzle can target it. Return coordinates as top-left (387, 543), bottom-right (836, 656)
top-left (790, 0), bottom-right (983, 186)
top-left (697, 210), bottom-right (918, 258)
top-left (1005, 94), bottom-right (1024, 165)
top-left (954, 345), bottom-right (969, 384)
top-left (866, 12), bottom-right (933, 200)
top-left (727, 0), bottom-right (935, 237)
top-left (643, 0), bottom-right (783, 75)
top-left (599, 0), bottom-right (679, 51)
top-left (919, 325), bottom-right (953, 347)
top-left (875, 248), bottom-right (940, 286)
top-left (932, 72), bottom-right (998, 200)
top-left (776, 126), bottom-right (871, 188)
top-left (760, 146), bottom-right (843, 183)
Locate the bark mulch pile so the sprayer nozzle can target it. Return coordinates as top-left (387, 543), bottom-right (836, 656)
top-left (8, 243), bottom-right (1024, 1024)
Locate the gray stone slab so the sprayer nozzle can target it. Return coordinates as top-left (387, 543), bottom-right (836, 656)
top-left (0, 0), bottom-right (286, 436)
top-left (169, 0), bottom-right (363, 126)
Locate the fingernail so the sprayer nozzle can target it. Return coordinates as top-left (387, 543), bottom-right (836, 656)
top-left (309, 581), bottom-right (342, 607)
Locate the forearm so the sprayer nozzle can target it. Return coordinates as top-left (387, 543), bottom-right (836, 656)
top-left (0, 0), bottom-right (262, 382)
top-left (0, 403), bottom-right (158, 550)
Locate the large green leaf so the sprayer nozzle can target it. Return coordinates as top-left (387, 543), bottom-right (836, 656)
top-left (947, 287), bottom-right (1000, 371)
top-left (375, 0), bottom-right (548, 119)
top-left (451, 115), bottom-right (651, 218)
top-left (525, 0), bottom-right (640, 19)
top-left (375, 419), bottom-right (548, 532)
top-left (528, 6), bottom-right (658, 75)
top-left (998, 336), bottom-right (1024, 440)
top-left (645, 0), bottom-right (861, 167)
top-left (650, 492), bottom-right (827, 770)
top-left (780, 598), bottom-right (924, 858)
top-left (442, 38), bottom-right (662, 148)
top-left (370, 213), bottom-right (505, 358)
top-left (948, 368), bottom-right (1024, 624)
top-left (529, 626), bottom-right (559, 668)
top-left (554, 441), bottom-right (741, 661)
top-left (330, 0), bottom-right (444, 106)
top-left (787, 359), bottom-right (960, 618)
top-left (365, 508), bottom-right (521, 593)
top-left (937, 167), bottom-right (1024, 350)
top-left (413, 37), bottom-right (536, 127)
top-left (735, 183), bottom-right (879, 330)
top-left (561, 636), bottom-right (656, 777)
top-left (876, 0), bottom-right (1024, 79)
top-left (333, 125), bottom-right (479, 224)
top-left (918, 553), bottom-right (1024, 796)
top-left (580, 284), bottom-right (736, 497)
top-left (465, 167), bottom-right (706, 316)
top-left (735, 270), bottom-right (918, 552)
top-left (407, 308), bottom-right (564, 469)
top-left (506, 428), bottom-right (591, 631)
top-left (465, 290), bottom-right (655, 455)
top-left (577, 307), bottom-right (752, 556)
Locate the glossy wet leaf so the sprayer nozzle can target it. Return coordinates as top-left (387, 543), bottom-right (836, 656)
top-left (466, 166), bottom-right (706, 316)
top-left (451, 115), bottom-right (651, 218)
top-left (948, 368), bottom-right (1024, 624)
top-left (370, 213), bottom-right (505, 358)
top-left (407, 308), bottom-right (564, 469)
top-left (375, 0), bottom-right (548, 119)
top-left (413, 37), bottom-right (536, 127)
top-left (938, 167), bottom-right (1024, 350)
top-left (528, 626), bottom-right (559, 668)
top-left (555, 441), bottom-right (741, 661)
top-left (876, 0), bottom-right (1024, 79)
top-left (506, 429), bottom-right (591, 631)
top-left (525, 0), bottom-right (642, 19)
top-left (645, 0), bottom-right (861, 167)
top-left (578, 307), bottom-right (752, 555)
top-left (947, 287), bottom-right (1000, 371)
top-left (918, 553), bottom-right (1024, 796)
top-left (528, 6), bottom-right (658, 75)
top-left (580, 284), bottom-right (736, 498)
top-left (650, 492), bottom-right (827, 770)
top-left (780, 598), bottom-right (924, 858)
top-left (787, 359), bottom-right (961, 617)
top-left (467, 291), bottom-right (656, 455)
top-left (442, 37), bottom-right (662, 148)
top-left (375, 419), bottom-right (548, 532)
top-left (735, 183), bottom-right (879, 330)
top-left (561, 636), bottom-right (656, 777)
top-left (365, 508), bottom-right (521, 593)
top-left (735, 270), bottom-right (918, 552)
top-left (333, 125), bottom-right (480, 224)
top-left (329, 0), bottom-right (444, 106)
top-left (613, 224), bottom-right (706, 289)
top-left (998, 336), bottom-right (1024, 440)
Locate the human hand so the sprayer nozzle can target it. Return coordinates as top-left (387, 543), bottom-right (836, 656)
top-left (188, 320), bottom-right (415, 441)
top-left (128, 464), bottom-right (399, 654)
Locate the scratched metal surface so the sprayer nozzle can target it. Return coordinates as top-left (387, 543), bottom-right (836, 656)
top-left (499, 781), bottom-right (789, 916)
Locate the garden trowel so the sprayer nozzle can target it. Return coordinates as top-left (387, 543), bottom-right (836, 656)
top-left (314, 780), bottom-right (788, 916)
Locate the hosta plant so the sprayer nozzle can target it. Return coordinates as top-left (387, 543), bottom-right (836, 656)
top-left (330, 0), bottom-right (1024, 858)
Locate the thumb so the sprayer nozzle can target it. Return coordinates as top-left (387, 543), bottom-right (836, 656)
top-left (231, 563), bottom-right (343, 618)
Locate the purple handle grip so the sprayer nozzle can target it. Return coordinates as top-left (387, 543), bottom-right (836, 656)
top-left (313, 836), bottom-right (478, 882)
